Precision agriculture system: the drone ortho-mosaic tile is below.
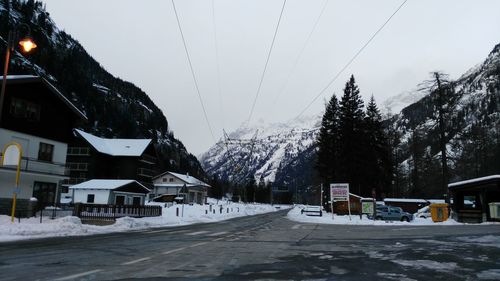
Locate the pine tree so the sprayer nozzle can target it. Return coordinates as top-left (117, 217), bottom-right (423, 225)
top-left (363, 96), bottom-right (393, 198)
top-left (338, 75), bottom-right (366, 196)
top-left (316, 94), bottom-right (340, 184)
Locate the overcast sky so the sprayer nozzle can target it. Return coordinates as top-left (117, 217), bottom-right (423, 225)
top-left (41, 0), bottom-right (500, 155)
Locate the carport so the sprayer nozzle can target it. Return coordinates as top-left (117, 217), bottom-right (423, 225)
top-left (449, 175), bottom-right (500, 223)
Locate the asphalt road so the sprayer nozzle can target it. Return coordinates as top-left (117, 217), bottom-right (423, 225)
top-left (1, 209), bottom-right (500, 281)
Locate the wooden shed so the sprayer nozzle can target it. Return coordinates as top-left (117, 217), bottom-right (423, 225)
top-left (449, 175), bottom-right (500, 223)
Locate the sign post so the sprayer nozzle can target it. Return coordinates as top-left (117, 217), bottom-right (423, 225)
top-left (1, 142), bottom-right (23, 223)
top-left (330, 183), bottom-right (350, 220)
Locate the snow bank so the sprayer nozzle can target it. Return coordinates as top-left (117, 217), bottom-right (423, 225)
top-left (0, 201), bottom-right (289, 242)
top-left (287, 206), bottom-right (465, 226)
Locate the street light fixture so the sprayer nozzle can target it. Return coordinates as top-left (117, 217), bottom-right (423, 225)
top-left (0, 23), bottom-right (37, 124)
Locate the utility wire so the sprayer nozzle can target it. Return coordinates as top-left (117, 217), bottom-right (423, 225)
top-left (172, 0), bottom-right (217, 143)
top-left (270, 0), bottom-right (329, 108)
top-left (295, 0), bottom-right (409, 120)
top-left (212, 0), bottom-right (226, 129)
top-left (247, 0), bottom-right (287, 124)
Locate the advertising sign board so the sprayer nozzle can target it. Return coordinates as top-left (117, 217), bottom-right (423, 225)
top-left (330, 183), bottom-right (349, 201)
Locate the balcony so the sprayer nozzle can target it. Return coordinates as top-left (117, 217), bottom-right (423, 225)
top-left (63, 177), bottom-right (87, 185)
top-left (66, 162), bottom-right (88, 171)
top-left (0, 154), bottom-right (69, 177)
top-left (140, 154), bottom-right (156, 164)
top-left (137, 168), bottom-right (155, 178)
top-left (67, 147), bottom-right (90, 156)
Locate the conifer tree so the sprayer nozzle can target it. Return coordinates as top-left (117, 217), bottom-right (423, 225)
top-left (316, 94), bottom-right (340, 183)
top-left (364, 96), bottom-right (392, 197)
top-left (338, 75), bottom-right (366, 196)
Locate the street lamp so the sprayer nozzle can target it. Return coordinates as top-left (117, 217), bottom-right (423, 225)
top-left (0, 23), bottom-right (37, 124)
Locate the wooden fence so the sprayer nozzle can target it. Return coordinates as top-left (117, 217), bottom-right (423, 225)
top-left (73, 203), bottom-right (162, 222)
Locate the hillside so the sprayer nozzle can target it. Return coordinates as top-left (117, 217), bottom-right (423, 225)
top-left (0, 0), bottom-right (204, 178)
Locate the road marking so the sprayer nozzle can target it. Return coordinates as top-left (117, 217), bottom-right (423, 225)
top-left (54, 269), bottom-right (102, 281)
top-left (147, 229), bottom-right (172, 233)
top-left (207, 231), bottom-right (228, 237)
top-left (189, 242), bottom-right (208, 248)
top-left (186, 231), bottom-right (210, 236)
top-left (212, 237), bottom-right (225, 241)
top-left (121, 257), bottom-right (151, 265)
top-left (292, 224), bottom-right (302, 230)
top-left (162, 247), bottom-right (186, 255)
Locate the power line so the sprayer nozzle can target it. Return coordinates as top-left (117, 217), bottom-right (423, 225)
top-left (212, 0), bottom-right (225, 129)
top-left (247, 0), bottom-right (287, 124)
top-left (270, 0), bottom-right (329, 109)
top-left (171, 0), bottom-right (217, 143)
top-left (295, 0), bottom-right (409, 120)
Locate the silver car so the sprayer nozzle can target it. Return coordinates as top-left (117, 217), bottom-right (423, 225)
top-left (372, 205), bottom-right (413, 222)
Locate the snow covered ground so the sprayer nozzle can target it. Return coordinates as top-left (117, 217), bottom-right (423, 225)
top-left (0, 200), bottom-right (289, 242)
top-left (287, 206), bottom-right (497, 226)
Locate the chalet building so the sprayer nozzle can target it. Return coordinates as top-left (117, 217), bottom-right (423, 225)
top-left (61, 129), bottom-right (158, 202)
top-left (70, 179), bottom-right (150, 205)
top-left (0, 75), bottom-right (86, 215)
top-left (152, 171), bottom-right (210, 204)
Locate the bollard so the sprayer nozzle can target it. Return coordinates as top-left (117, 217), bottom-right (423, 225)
top-left (176, 207), bottom-right (179, 217)
top-left (213, 209), bottom-right (215, 214)
top-left (227, 208), bottom-right (229, 213)
top-left (205, 210), bottom-right (208, 215)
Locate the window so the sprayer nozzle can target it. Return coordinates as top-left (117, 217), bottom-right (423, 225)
top-left (61, 186), bottom-right (69, 194)
top-left (87, 194), bottom-right (95, 203)
top-left (38, 143), bottom-right (54, 162)
top-left (162, 178), bottom-right (167, 182)
top-left (10, 97), bottom-right (41, 121)
top-left (169, 178), bottom-right (174, 182)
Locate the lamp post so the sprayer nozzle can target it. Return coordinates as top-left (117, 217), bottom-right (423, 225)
top-left (0, 23), bottom-right (37, 124)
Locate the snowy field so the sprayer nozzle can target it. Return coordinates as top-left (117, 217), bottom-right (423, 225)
top-left (0, 200), bottom-right (289, 242)
top-left (287, 206), bottom-right (498, 226)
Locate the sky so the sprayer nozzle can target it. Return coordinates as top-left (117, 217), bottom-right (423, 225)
top-left (41, 0), bottom-right (500, 155)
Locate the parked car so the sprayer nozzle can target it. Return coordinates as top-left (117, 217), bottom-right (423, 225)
top-left (415, 206), bottom-right (431, 219)
top-left (369, 205), bottom-right (413, 222)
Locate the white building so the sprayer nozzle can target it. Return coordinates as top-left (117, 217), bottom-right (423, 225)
top-left (152, 171), bottom-right (210, 204)
top-left (70, 179), bottom-right (150, 205)
top-left (0, 76), bottom-right (86, 216)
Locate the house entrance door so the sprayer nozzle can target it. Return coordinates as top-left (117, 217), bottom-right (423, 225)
top-left (33, 181), bottom-right (56, 208)
top-left (115, 195), bottom-right (125, 205)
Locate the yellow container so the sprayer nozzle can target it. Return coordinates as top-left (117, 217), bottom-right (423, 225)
top-left (430, 203), bottom-right (449, 222)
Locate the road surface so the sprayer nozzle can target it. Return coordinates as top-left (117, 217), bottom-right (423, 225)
top-left (1, 209), bottom-right (500, 280)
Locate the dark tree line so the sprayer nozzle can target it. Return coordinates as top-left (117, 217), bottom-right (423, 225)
top-left (316, 75), bottom-right (393, 201)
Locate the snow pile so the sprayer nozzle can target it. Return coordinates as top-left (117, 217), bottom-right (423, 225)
top-left (0, 201), bottom-right (289, 242)
top-left (287, 206), bottom-right (464, 226)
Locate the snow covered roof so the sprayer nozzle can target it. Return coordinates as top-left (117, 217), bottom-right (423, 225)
top-left (6, 75), bottom-right (87, 121)
top-left (448, 175), bottom-right (500, 189)
top-left (69, 179), bottom-right (150, 192)
top-left (153, 171), bottom-right (210, 187)
top-left (384, 198), bottom-right (428, 203)
top-left (154, 183), bottom-right (198, 188)
top-left (75, 129), bottom-right (152, 157)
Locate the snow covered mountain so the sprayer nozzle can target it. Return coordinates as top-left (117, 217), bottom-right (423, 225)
top-left (202, 42), bottom-right (500, 196)
top-left (381, 90), bottom-right (427, 117)
top-left (389, 42), bottom-right (500, 193)
top-left (200, 115), bottom-right (320, 186)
